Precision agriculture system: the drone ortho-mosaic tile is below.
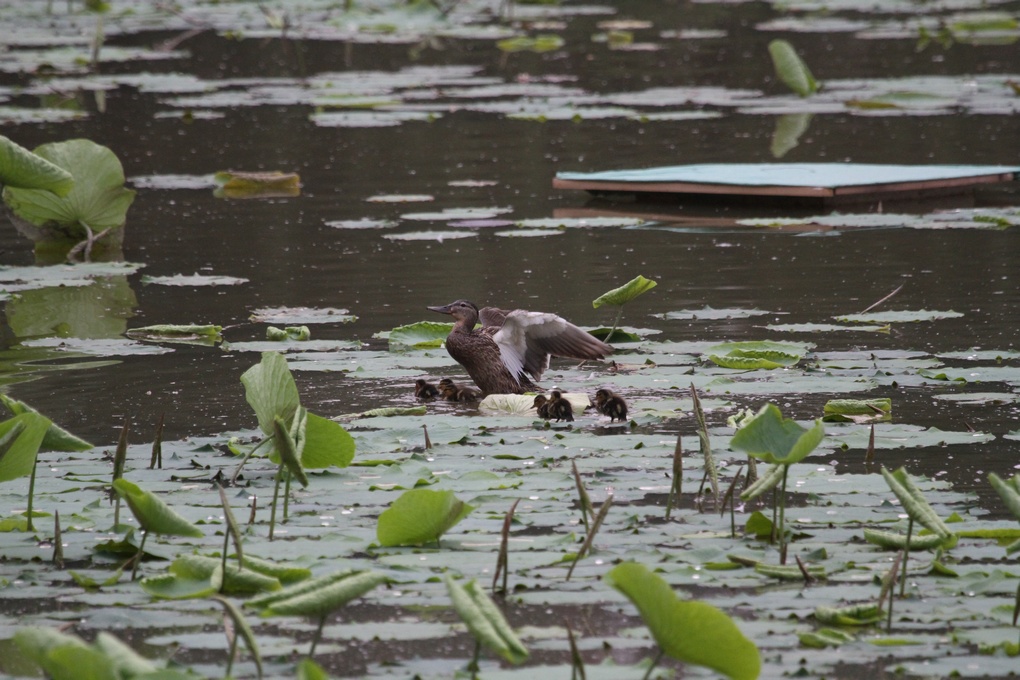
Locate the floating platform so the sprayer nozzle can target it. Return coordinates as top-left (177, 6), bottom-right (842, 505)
top-left (553, 163), bottom-right (1020, 205)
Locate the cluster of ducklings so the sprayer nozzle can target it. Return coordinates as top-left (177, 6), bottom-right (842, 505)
top-left (414, 378), bottom-right (482, 402)
top-left (414, 380), bottom-right (627, 423)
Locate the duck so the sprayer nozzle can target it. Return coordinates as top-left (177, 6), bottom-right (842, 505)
top-left (414, 379), bottom-right (440, 400)
top-left (594, 388), bottom-right (628, 422)
top-left (545, 390), bottom-right (574, 422)
top-left (438, 378), bottom-right (482, 402)
top-left (427, 299), bottom-right (612, 395)
top-left (534, 394), bottom-right (552, 419)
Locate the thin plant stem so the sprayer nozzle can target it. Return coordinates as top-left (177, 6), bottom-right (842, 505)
top-left (778, 465), bottom-right (789, 565)
top-left (225, 625), bottom-right (239, 678)
top-left (900, 516), bottom-right (913, 598)
top-left (52, 510), bottom-right (63, 569)
top-left (283, 468), bottom-right (291, 524)
top-left (665, 432), bottom-right (682, 521)
top-left (269, 465), bottom-right (284, 541)
top-left (468, 639), bottom-right (482, 678)
top-left (642, 648), bottom-right (665, 680)
top-left (608, 307), bottom-right (624, 342)
top-left (231, 435), bottom-right (273, 485)
top-left (131, 531), bottom-right (149, 581)
top-left (309, 614), bottom-right (327, 657)
top-left (26, 458), bottom-right (38, 532)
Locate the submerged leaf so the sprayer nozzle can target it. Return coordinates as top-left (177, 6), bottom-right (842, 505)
top-left (376, 488), bottom-right (474, 547)
top-left (213, 170), bottom-right (301, 198)
top-left (605, 562), bottom-right (760, 680)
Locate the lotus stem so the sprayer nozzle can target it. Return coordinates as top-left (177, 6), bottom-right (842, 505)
top-left (26, 458), bottom-right (38, 532)
top-left (225, 626), bottom-right (239, 677)
top-left (778, 464), bottom-right (789, 565)
top-left (131, 530), bottom-right (149, 581)
top-left (900, 516), bottom-right (913, 598)
top-left (309, 614), bottom-right (328, 658)
top-left (665, 432), bottom-right (682, 521)
top-left (468, 639), bottom-right (481, 677)
top-left (283, 468), bottom-right (291, 524)
top-left (269, 465), bottom-right (284, 541)
top-left (642, 648), bottom-right (664, 680)
top-left (231, 435), bottom-right (273, 485)
top-left (52, 510), bottom-right (63, 569)
top-left (608, 307), bottom-right (624, 343)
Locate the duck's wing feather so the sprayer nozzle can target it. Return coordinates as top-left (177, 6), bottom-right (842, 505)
top-left (493, 310), bottom-right (612, 382)
top-left (478, 306), bottom-right (510, 328)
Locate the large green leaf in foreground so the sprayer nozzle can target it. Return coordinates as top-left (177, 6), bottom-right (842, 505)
top-left (0, 394), bottom-right (93, 452)
top-left (2, 139), bottom-right (135, 236)
top-left (377, 488), bottom-right (474, 547)
top-left (444, 573), bottom-right (529, 664)
top-left (0, 135), bottom-right (74, 195)
top-left (0, 411), bottom-right (53, 483)
top-left (605, 562), bottom-right (760, 680)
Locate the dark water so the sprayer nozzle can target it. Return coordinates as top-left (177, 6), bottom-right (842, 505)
top-left (1, 2), bottom-right (1019, 487)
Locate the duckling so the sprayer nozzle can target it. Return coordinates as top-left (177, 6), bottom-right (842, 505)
top-left (414, 379), bottom-right (440, 400)
top-left (546, 390), bottom-right (574, 422)
top-left (594, 388), bottom-right (628, 422)
top-left (427, 299), bottom-right (612, 394)
top-left (534, 394), bottom-right (552, 419)
top-left (438, 378), bottom-right (482, 402)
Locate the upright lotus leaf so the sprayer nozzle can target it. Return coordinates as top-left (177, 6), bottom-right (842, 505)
top-left (768, 39), bottom-right (818, 97)
top-left (989, 474), bottom-right (1020, 553)
top-left (377, 488), bottom-right (474, 547)
top-left (444, 573), bottom-right (529, 665)
top-left (881, 467), bottom-right (953, 540)
top-left (0, 135), bottom-right (74, 195)
top-left (592, 274), bottom-right (657, 309)
top-left (2, 139), bottom-right (136, 238)
top-left (729, 403), bottom-right (824, 465)
top-left (92, 633), bottom-right (157, 677)
top-left (605, 562), bottom-right (760, 680)
top-left (0, 394), bottom-right (93, 451)
top-left (111, 478), bottom-right (203, 538)
top-left (0, 411), bottom-right (52, 483)
top-left (211, 596), bottom-right (264, 680)
top-left (300, 412), bottom-right (355, 469)
top-left (241, 352), bottom-right (300, 435)
top-left (273, 413), bottom-right (309, 487)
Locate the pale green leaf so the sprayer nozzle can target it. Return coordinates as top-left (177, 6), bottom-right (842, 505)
top-left (111, 478), bottom-right (203, 538)
top-left (0, 135), bottom-right (74, 195)
top-left (729, 403), bottom-right (824, 465)
top-left (0, 412), bottom-right (52, 483)
top-left (768, 39), bottom-right (818, 97)
top-left (261, 570), bottom-right (387, 618)
top-left (300, 412), bottom-right (355, 469)
top-left (376, 488), bottom-right (474, 547)
top-left (444, 574), bottom-right (529, 664)
top-left (0, 394), bottom-right (93, 452)
top-left (241, 352), bottom-right (301, 436)
top-left (880, 466), bottom-right (953, 539)
top-left (592, 275), bottom-right (657, 308)
top-left (605, 562), bottom-right (760, 680)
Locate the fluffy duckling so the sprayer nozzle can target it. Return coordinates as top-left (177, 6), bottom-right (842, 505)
top-left (534, 394), bottom-right (552, 419)
top-left (438, 378), bottom-right (482, 402)
top-left (546, 390), bottom-right (574, 422)
top-left (414, 379), bottom-right (440, 400)
top-left (594, 388), bottom-right (628, 422)
top-left (427, 299), bottom-right (612, 394)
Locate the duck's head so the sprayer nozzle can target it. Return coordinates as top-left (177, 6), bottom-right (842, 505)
top-left (427, 299), bottom-right (479, 324)
top-left (533, 395), bottom-right (548, 408)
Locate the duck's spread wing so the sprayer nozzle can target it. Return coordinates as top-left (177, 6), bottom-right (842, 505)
top-left (478, 306), bottom-right (509, 327)
top-left (493, 310), bottom-right (612, 381)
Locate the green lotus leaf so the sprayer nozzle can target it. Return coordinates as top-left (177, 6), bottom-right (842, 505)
top-left (0, 411), bottom-right (53, 483)
top-left (592, 275), bottom-right (657, 309)
top-left (863, 528), bottom-right (954, 551)
top-left (111, 478), bottom-right (203, 538)
top-left (0, 394), bottom-right (93, 452)
top-left (0, 135), bottom-right (74, 195)
top-left (274, 412), bottom-right (309, 487)
top-left (988, 473), bottom-right (1020, 523)
top-left (729, 403), bottom-right (824, 465)
top-left (386, 321), bottom-right (452, 349)
top-left (261, 570), bottom-right (387, 618)
top-left (2, 138), bottom-right (135, 238)
top-left (768, 39), bottom-right (818, 97)
top-left (300, 412), bottom-right (355, 470)
top-left (880, 466), bottom-right (953, 539)
top-left (444, 574), bottom-right (528, 665)
top-left (241, 352), bottom-right (300, 436)
top-left (376, 488), bottom-right (474, 547)
top-left (605, 562), bottom-right (760, 680)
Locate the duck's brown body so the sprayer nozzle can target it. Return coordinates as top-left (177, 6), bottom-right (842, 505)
top-left (428, 299), bottom-right (612, 395)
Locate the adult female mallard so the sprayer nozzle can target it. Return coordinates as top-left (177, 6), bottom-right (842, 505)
top-left (427, 299), bottom-right (612, 395)
top-left (594, 388), bottom-right (628, 422)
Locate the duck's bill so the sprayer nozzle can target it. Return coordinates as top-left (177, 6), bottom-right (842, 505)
top-left (427, 304), bottom-right (453, 314)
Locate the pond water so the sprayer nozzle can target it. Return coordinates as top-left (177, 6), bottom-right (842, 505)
top-left (1, 1), bottom-right (1020, 679)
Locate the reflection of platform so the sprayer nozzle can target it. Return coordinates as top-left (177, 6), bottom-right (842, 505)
top-left (554, 163), bottom-right (1020, 205)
